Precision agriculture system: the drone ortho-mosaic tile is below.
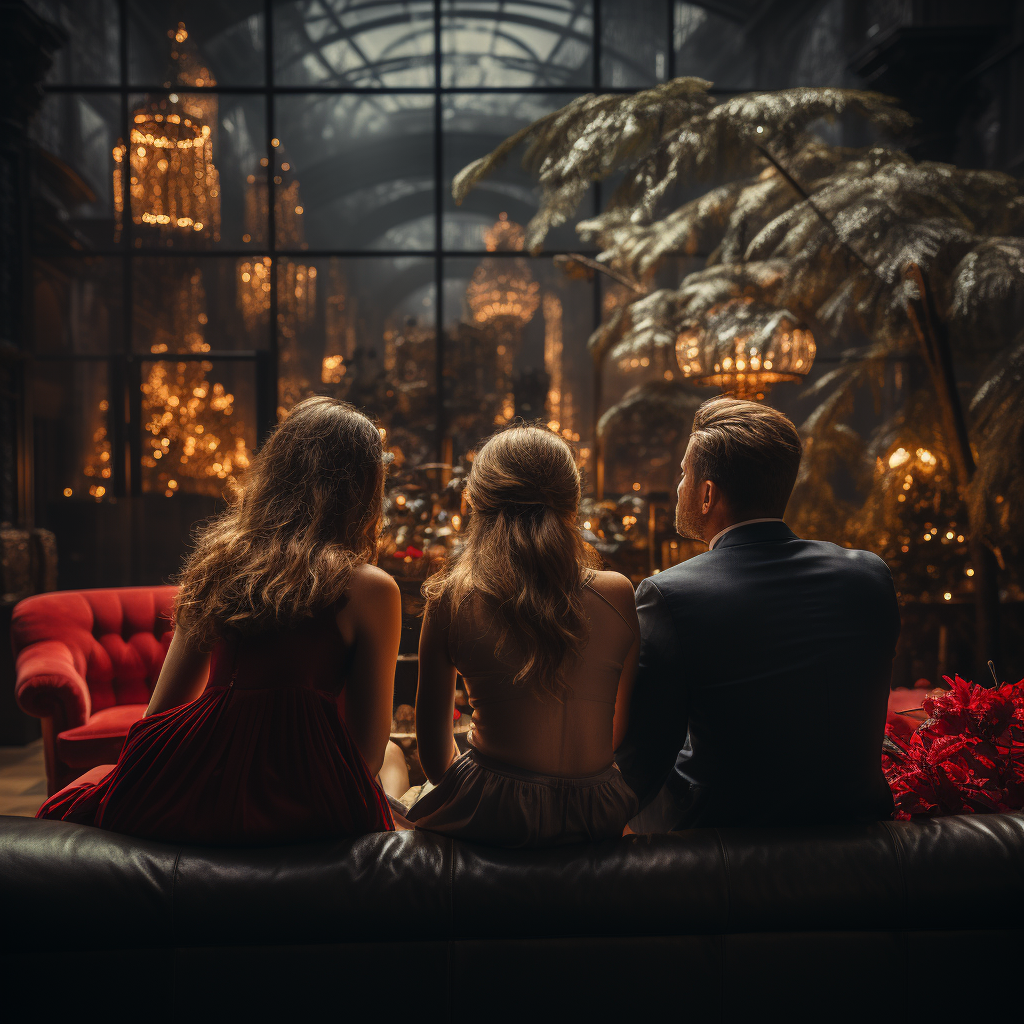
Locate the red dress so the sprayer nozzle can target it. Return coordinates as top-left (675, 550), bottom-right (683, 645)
top-left (36, 610), bottom-right (394, 844)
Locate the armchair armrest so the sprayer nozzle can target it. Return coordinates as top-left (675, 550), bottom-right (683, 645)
top-left (15, 640), bottom-right (91, 730)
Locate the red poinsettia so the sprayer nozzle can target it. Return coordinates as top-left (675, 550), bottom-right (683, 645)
top-left (882, 674), bottom-right (1024, 819)
top-left (392, 546), bottom-right (424, 559)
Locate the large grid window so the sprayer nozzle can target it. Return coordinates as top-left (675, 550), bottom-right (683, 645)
top-left (28, 0), bottom-right (763, 587)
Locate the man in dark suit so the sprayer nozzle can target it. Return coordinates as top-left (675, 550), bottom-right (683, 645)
top-left (617, 396), bottom-right (899, 830)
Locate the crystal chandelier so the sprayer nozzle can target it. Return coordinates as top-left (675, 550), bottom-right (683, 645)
top-left (112, 24), bottom-right (220, 243)
top-left (675, 297), bottom-right (815, 400)
top-left (466, 213), bottom-right (541, 326)
top-left (465, 213), bottom-right (540, 423)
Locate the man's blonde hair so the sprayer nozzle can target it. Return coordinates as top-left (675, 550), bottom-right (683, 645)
top-left (689, 396), bottom-right (803, 518)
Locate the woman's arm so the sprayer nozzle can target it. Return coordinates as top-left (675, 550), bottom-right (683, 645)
top-left (600, 573), bottom-right (641, 751)
top-left (146, 627), bottom-right (212, 717)
top-left (416, 598), bottom-right (459, 784)
top-left (338, 566), bottom-right (402, 776)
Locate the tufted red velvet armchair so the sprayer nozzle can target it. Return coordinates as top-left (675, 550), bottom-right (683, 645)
top-left (11, 587), bottom-right (182, 795)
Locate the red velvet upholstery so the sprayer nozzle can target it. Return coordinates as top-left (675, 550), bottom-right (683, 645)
top-left (11, 587), bottom-right (178, 794)
top-left (56, 705), bottom-right (149, 768)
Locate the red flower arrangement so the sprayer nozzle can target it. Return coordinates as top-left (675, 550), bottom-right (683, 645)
top-left (882, 675), bottom-right (1024, 819)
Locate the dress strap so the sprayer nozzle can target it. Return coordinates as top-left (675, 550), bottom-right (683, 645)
top-left (584, 580), bottom-right (638, 641)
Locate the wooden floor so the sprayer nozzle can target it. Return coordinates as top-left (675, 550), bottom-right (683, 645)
top-left (0, 740), bottom-right (46, 817)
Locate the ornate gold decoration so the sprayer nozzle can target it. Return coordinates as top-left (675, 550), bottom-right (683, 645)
top-left (675, 296), bottom-right (815, 400)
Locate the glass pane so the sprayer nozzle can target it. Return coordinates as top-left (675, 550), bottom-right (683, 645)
top-left (273, 0), bottom-right (435, 87)
top-left (140, 357), bottom-right (256, 496)
top-left (674, 1), bottom-right (755, 90)
top-left (443, 92), bottom-right (594, 252)
top-left (30, 93), bottom-right (122, 251)
top-left (275, 94), bottom-right (434, 251)
top-left (601, 0), bottom-right (669, 87)
top-left (32, 361), bottom-right (133, 589)
top-left (444, 254), bottom-right (595, 473)
top-left (33, 257), bottom-right (123, 354)
top-left (28, 0), bottom-right (120, 86)
top-left (32, 359), bottom-right (113, 502)
top-left (133, 257), bottom-right (268, 353)
top-left (277, 255), bottom-right (437, 462)
top-left (123, 92), bottom-right (266, 250)
top-left (128, 2), bottom-right (265, 86)
top-left (442, 0), bottom-right (594, 88)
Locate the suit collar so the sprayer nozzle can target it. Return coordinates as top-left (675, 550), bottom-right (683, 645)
top-left (711, 519), bottom-right (797, 550)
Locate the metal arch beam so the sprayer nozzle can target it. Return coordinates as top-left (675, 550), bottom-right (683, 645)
top-left (337, 188), bottom-right (540, 248)
top-left (294, 125), bottom-right (550, 210)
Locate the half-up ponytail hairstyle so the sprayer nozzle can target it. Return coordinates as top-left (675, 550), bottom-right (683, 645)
top-left (423, 425), bottom-right (599, 700)
top-left (174, 397), bottom-right (386, 649)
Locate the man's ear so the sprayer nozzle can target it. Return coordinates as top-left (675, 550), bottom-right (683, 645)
top-left (704, 479), bottom-right (723, 515)
top-left (701, 480), bottom-right (714, 514)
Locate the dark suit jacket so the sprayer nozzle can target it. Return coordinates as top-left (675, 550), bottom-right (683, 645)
top-left (616, 521), bottom-right (900, 828)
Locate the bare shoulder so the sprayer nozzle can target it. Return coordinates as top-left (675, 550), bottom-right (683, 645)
top-left (587, 569), bottom-right (639, 624)
top-left (342, 563), bottom-right (401, 620)
top-left (348, 561), bottom-right (400, 595)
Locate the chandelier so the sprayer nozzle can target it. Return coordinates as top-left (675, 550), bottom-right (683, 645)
top-left (112, 23), bottom-right (220, 243)
top-left (466, 213), bottom-right (540, 326)
top-left (465, 213), bottom-right (540, 423)
top-left (675, 297), bottom-right (815, 400)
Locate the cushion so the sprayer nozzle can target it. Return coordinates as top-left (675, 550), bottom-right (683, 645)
top-left (12, 587), bottom-right (176, 712)
top-left (57, 705), bottom-right (148, 768)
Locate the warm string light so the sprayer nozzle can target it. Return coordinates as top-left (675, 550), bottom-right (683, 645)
top-left (542, 292), bottom-right (578, 441)
top-left (872, 440), bottom-right (972, 600)
top-left (83, 399), bottom-right (112, 486)
top-left (140, 270), bottom-right (251, 495)
top-left (238, 173), bottom-right (315, 332)
top-left (113, 23), bottom-right (220, 244)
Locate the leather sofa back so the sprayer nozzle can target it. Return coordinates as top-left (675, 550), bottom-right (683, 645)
top-left (2, 814), bottom-right (1022, 1018)
top-left (11, 587), bottom-right (176, 712)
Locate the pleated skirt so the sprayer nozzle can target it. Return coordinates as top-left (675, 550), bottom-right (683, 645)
top-left (36, 684), bottom-right (394, 845)
top-left (406, 748), bottom-right (638, 848)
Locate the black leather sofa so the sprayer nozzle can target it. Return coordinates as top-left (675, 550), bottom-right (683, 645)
top-left (2, 813), bottom-right (1022, 1021)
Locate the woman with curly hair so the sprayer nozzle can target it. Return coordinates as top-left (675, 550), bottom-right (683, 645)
top-left (406, 425), bottom-right (640, 846)
top-left (37, 397), bottom-right (401, 844)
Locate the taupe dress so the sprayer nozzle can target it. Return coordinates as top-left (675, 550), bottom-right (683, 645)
top-left (406, 581), bottom-right (639, 847)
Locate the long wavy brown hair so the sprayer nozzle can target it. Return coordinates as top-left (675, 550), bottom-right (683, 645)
top-left (174, 397), bottom-right (386, 649)
top-left (424, 425), bottom-right (599, 700)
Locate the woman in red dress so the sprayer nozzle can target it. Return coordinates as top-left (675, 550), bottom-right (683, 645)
top-left (37, 397), bottom-right (399, 844)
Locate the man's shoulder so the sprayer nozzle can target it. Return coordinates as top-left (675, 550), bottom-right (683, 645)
top-left (639, 550), bottom-right (715, 597)
top-left (797, 539), bottom-right (893, 579)
top-left (642, 538), bottom-right (893, 594)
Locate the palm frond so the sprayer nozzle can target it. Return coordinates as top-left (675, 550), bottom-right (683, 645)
top-left (454, 82), bottom-right (912, 253)
top-left (596, 379), bottom-right (703, 439)
top-left (949, 238), bottom-right (1024, 355)
top-left (969, 336), bottom-right (1024, 550)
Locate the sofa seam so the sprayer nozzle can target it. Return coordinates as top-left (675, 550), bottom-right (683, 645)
top-left (713, 828), bottom-right (731, 933)
top-left (879, 820), bottom-right (909, 967)
top-left (170, 845), bottom-right (182, 943)
top-left (879, 820), bottom-right (908, 920)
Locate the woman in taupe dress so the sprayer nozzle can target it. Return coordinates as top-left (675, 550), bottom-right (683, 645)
top-left (407, 425), bottom-right (640, 847)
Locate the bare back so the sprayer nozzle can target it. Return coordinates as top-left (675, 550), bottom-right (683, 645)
top-left (452, 571), bottom-right (638, 776)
